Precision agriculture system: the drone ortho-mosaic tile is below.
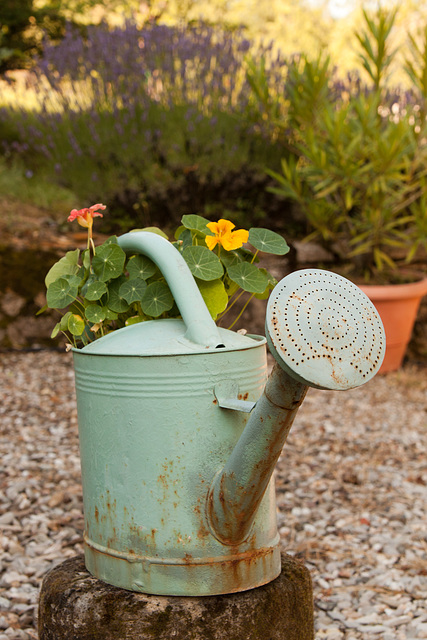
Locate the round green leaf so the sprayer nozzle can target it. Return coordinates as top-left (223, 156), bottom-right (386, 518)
top-left (125, 315), bottom-right (146, 326)
top-left (68, 313), bottom-right (85, 336)
top-left (183, 246), bottom-right (224, 281)
top-left (60, 311), bottom-right (73, 331)
top-left (141, 281), bottom-right (174, 317)
top-left (220, 247), bottom-right (255, 269)
top-left (126, 255), bottom-right (157, 280)
top-left (85, 280), bottom-right (108, 301)
top-left (119, 278), bottom-right (147, 304)
top-left (92, 243), bottom-right (126, 282)
top-left (45, 249), bottom-right (80, 287)
top-left (227, 262), bottom-right (269, 293)
top-left (46, 277), bottom-right (79, 309)
top-left (102, 307), bottom-right (118, 321)
top-left (196, 278), bottom-right (228, 320)
top-left (220, 249), bottom-right (244, 268)
top-left (174, 228), bottom-right (193, 251)
top-left (107, 278), bottom-right (131, 313)
top-left (82, 249), bottom-right (91, 270)
top-left (50, 322), bottom-right (61, 339)
top-left (85, 304), bottom-right (107, 323)
top-left (255, 271), bottom-right (278, 300)
top-left (181, 214), bottom-right (211, 235)
top-left (248, 228), bottom-right (290, 255)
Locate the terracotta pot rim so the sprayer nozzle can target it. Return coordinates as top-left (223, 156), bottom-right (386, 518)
top-left (359, 275), bottom-right (427, 301)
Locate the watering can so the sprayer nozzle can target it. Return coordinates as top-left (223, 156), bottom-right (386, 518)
top-left (72, 232), bottom-right (385, 596)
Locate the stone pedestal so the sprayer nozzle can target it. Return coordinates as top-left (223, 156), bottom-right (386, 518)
top-left (38, 554), bottom-right (314, 640)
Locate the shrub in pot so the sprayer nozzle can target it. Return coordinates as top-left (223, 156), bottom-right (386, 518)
top-left (259, 8), bottom-right (427, 371)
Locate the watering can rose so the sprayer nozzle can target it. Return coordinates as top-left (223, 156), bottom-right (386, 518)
top-left (41, 207), bottom-right (289, 347)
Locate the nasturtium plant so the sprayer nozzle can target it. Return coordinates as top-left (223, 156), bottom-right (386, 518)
top-left (42, 204), bottom-right (289, 347)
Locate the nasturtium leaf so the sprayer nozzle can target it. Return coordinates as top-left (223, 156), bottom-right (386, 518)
top-left (224, 275), bottom-right (239, 297)
top-left (50, 323), bottom-right (61, 339)
top-left (196, 278), bottom-right (228, 320)
top-left (255, 269), bottom-right (277, 300)
top-left (221, 247), bottom-right (257, 268)
top-left (85, 280), bottom-right (108, 301)
top-left (141, 281), bottom-right (174, 317)
top-left (119, 278), bottom-right (147, 304)
top-left (45, 249), bottom-right (80, 288)
top-left (82, 249), bottom-right (91, 270)
top-left (68, 313), bottom-right (85, 336)
top-left (92, 243), bottom-right (126, 282)
top-left (85, 304), bottom-right (106, 323)
top-left (227, 262), bottom-right (269, 293)
top-left (102, 307), bottom-right (118, 320)
top-left (174, 228), bottom-right (193, 251)
top-left (181, 214), bottom-right (211, 235)
top-left (126, 255), bottom-right (157, 280)
top-left (174, 225), bottom-right (186, 239)
top-left (130, 227), bottom-right (169, 239)
top-left (248, 228), bottom-right (290, 255)
top-left (104, 235), bottom-right (119, 245)
top-left (107, 278), bottom-right (131, 313)
top-left (46, 277), bottom-right (79, 309)
top-left (80, 274), bottom-right (95, 298)
top-left (36, 304), bottom-right (48, 316)
top-left (63, 273), bottom-right (82, 287)
top-left (125, 315), bottom-right (145, 326)
top-left (182, 246), bottom-right (224, 281)
top-left (254, 271), bottom-right (277, 299)
top-left (220, 249), bottom-right (244, 268)
top-left (60, 311), bottom-right (73, 331)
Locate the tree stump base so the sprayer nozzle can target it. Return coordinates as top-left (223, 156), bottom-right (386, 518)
top-left (38, 553), bottom-right (314, 640)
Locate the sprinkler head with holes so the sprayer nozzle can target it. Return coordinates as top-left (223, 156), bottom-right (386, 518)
top-left (266, 269), bottom-right (385, 389)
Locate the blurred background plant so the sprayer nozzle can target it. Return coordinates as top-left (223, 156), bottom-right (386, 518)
top-left (260, 7), bottom-right (427, 282)
top-left (0, 19), bottom-right (290, 233)
top-left (1, 0), bottom-right (427, 254)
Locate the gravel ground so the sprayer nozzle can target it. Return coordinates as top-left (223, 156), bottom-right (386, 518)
top-left (0, 351), bottom-right (426, 640)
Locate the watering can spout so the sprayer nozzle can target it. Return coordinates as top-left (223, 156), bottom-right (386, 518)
top-left (207, 269), bottom-right (386, 546)
top-left (207, 363), bottom-right (307, 545)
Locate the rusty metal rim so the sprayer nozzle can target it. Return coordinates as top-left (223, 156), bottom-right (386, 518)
top-left (72, 334), bottom-right (267, 358)
top-left (84, 533), bottom-right (280, 566)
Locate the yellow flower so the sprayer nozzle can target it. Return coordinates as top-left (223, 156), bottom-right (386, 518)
top-left (205, 219), bottom-right (249, 251)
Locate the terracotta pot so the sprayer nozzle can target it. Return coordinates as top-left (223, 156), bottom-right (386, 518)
top-left (359, 276), bottom-right (427, 373)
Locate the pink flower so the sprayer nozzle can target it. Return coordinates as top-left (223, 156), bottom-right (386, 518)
top-left (68, 203), bottom-right (106, 229)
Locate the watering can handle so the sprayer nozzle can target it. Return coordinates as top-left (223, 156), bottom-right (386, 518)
top-left (118, 231), bottom-right (223, 348)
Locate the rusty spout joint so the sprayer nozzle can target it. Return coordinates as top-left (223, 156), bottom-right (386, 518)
top-left (207, 365), bottom-right (308, 546)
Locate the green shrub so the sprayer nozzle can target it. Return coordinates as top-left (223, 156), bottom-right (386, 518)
top-left (262, 8), bottom-right (427, 281)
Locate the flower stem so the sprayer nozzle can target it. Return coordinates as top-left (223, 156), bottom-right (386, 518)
top-left (227, 294), bottom-right (255, 330)
top-left (216, 288), bottom-right (245, 321)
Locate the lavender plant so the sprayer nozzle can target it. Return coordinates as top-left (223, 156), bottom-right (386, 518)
top-left (0, 21), bottom-right (285, 227)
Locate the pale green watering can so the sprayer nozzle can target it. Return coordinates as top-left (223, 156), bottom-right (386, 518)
top-left (72, 232), bottom-right (385, 596)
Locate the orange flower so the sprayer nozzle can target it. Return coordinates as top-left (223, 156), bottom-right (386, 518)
top-left (205, 219), bottom-right (249, 251)
top-left (68, 203), bottom-right (106, 229)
